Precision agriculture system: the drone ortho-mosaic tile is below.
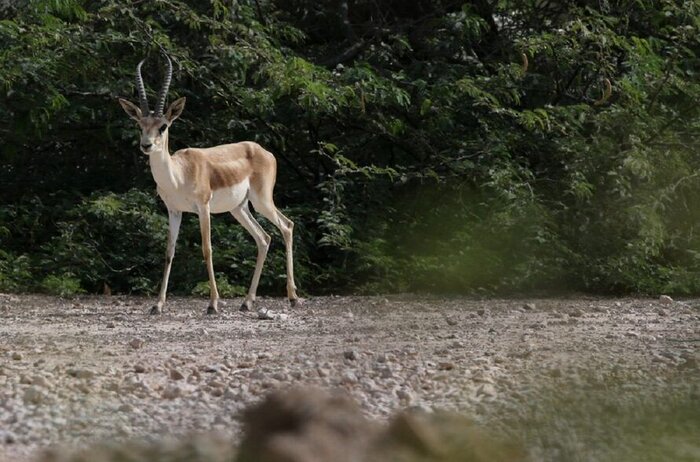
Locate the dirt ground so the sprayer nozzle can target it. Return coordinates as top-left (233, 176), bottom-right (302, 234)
top-left (0, 294), bottom-right (698, 461)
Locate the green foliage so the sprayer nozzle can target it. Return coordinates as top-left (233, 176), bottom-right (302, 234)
top-left (40, 273), bottom-right (84, 296)
top-left (1, 0), bottom-right (700, 295)
top-left (0, 251), bottom-right (33, 293)
top-left (192, 277), bottom-right (246, 298)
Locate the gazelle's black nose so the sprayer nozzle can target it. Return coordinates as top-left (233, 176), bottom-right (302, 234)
top-left (141, 143), bottom-right (152, 150)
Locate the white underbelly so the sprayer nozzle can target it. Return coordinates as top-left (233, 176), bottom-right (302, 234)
top-left (209, 180), bottom-right (249, 213)
top-left (157, 180), bottom-right (249, 214)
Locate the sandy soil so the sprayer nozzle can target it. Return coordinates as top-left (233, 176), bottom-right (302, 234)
top-left (0, 294), bottom-right (698, 461)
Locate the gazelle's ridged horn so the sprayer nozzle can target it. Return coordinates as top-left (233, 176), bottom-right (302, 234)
top-left (136, 58), bottom-right (150, 114)
top-left (155, 54), bottom-right (172, 116)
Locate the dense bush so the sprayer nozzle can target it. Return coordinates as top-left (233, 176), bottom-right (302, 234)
top-left (1, 0), bottom-right (699, 295)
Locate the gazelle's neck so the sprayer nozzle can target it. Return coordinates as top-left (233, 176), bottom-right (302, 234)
top-left (149, 131), bottom-right (180, 189)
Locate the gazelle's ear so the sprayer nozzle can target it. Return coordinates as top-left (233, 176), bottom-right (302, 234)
top-left (165, 97), bottom-right (186, 123)
top-left (118, 98), bottom-right (142, 121)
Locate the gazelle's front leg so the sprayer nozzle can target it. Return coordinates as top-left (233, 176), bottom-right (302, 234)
top-left (197, 203), bottom-right (219, 314)
top-left (151, 210), bottom-right (182, 315)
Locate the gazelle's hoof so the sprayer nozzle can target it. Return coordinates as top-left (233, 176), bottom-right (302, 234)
top-left (239, 302), bottom-right (251, 312)
top-left (289, 298), bottom-right (304, 308)
top-left (149, 306), bottom-right (162, 315)
top-left (207, 305), bottom-right (219, 315)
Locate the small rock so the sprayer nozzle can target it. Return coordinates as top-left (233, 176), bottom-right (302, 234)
top-left (438, 362), bottom-right (455, 371)
top-left (129, 338), bottom-right (144, 349)
top-left (1, 430), bottom-right (17, 444)
top-left (169, 369), bottom-right (185, 381)
top-left (344, 349), bottom-right (358, 361)
top-left (396, 389), bottom-right (415, 404)
top-left (257, 308), bottom-right (288, 321)
top-left (23, 386), bottom-right (44, 404)
top-left (203, 364), bottom-right (225, 373)
top-left (134, 364), bottom-right (146, 373)
top-left (659, 295), bottom-right (673, 306)
top-left (570, 309), bottom-right (584, 317)
top-left (32, 375), bottom-right (50, 388)
top-left (118, 403), bottom-right (135, 412)
top-left (12, 352), bottom-right (22, 361)
top-left (476, 383), bottom-right (497, 398)
top-left (272, 372), bottom-right (289, 381)
top-left (210, 387), bottom-right (224, 397)
top-left (378, 366), bottom-right (393, 379)
top-left (341, 371), bottom-right (358, 385)
top-left (106, 322), bottom-right (116, 328)
top-left (257, 308), bottom-right (273, 320)
top-left (523, 303), bottom-right (536, 311)
top-left (162, 385), bottom-right (182, 400)
top-left (476, 309), bottom-right (486, 316)
top-left (68, 369), bottom-right (96, 379)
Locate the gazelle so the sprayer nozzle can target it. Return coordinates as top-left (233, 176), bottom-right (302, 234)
top-left (118, 54), bottom-right (300, 315)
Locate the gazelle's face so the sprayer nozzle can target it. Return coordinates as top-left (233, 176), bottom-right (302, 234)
top-left (118, 97), bottom-right (186, 155)
top-left (136, 116), bottom-right (170, 154)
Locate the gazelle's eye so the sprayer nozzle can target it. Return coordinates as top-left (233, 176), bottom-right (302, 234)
top-left (158, 124), bottom-right (167, 134)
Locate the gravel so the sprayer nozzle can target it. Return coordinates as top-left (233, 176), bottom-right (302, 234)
top-left (0, 294), bottom-right (698, 461)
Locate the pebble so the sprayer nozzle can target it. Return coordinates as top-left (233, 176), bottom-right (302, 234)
top-left (523, 303), bottom-right (536, 311)
top-left (344, 349), bottom-right (358, 361)
top-left (23, 386), bottom-right (44, 404)
top-left (170, 369), bottom-right (185, 381)
top-left (341, 371), bottom-right (358, 385)
top-left (129, 338), bottom-right (145, 349)
top-left (659, 295), bottom-right (673, 305)
top-left (210, 387), bottom-right (224, 397)
top-left (118, 403), bottom-right (135, 413)
top-left (134, 364), bottom-right (146, 373)
top-left (68, 369), bottom-right (96, 379)
top-left (438, 362), bottom-right (455, 371)
top-left (257, 308), bottom-right (287, 321)
top-left (0, 430), bottom-right (16, 444)
top-left (257, 308), bottom-right (273, 319)
top-left (396, 388), bottom-right (415, 404)
top-left (476, 383), bottom-right (497, 398)
top-left (12, 352), bottom-right (22, 361)
top-left (272, 372), bottom-right (289, 381)
top-left (162, 385), bottom-right (182, 400)
top-left (377, 366), bottom-right (393, 379)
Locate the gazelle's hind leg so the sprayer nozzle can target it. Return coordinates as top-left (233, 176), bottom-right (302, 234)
top-left (249, 190), bottom-right (301, 306)
top-left (231, 201), bottom-right (271, 312)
